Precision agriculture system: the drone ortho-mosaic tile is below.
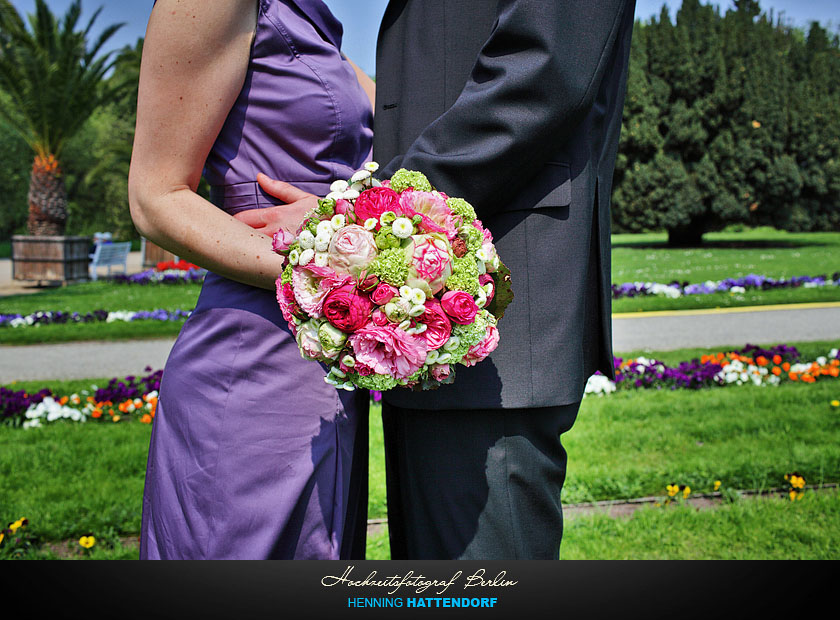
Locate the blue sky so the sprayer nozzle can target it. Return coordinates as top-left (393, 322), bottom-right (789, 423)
top-left (7, 0), bottom-right (839, 76)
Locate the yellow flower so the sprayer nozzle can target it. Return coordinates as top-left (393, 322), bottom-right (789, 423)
top-left (666, 484), bottom-right (679, 497)
top-left (0, 532), bottom-right (4, 545)
top-left (791, 475), bottom-right (805, 489)
top-left (9, 519), bottom-right (24, 533)
top-left (831, 400), bottom-right (839, 408)
top-left (682, 486), bottom-right (691, 499)
top-left (714, 480), bottom-right (722, 491)
top-left (112, 415), bottom-right (121, 423)
top-left (751, 120), bottom-right (761, 128)
top-left (79, 536), bottom-right (96, 549)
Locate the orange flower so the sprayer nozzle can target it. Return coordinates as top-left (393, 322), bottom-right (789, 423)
top-left (782, 363), bottom-right (791, 372)
top-left (141, 414), bottom-right (152, 424)
top-left (773, 355), bottom-right (782, 365)
top-left (789, 372), bottom-right (799, 381)
top-left (829, 367), bottom-right (839, 378)
top-left (772, 367), bottom-right (782, 376)
top-left (91, 409), bottom-right (102, 419)
top-left (756, 356), bottom-right (768, 366)
top-left (801, 374), bottom-right (815, 383)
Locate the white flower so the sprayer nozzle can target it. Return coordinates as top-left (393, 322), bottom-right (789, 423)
top-left (392, 217), bottom-right (414, 239)
top-left (330, 214), bottom-right (346, 230)
top-left (351, 169), bottom-right (372, 183)
top-left (399, 285), bottom-right (414, 299)
top-left (364, 162), bottom-right (380, 172)
top-left (410, 288), bottom-right (426, 306)
top-left (363, 218), bottom-right (378, 231)
top-left (342, 189), bottom-right (360, 201)
top-left (316, 220), bottom-right (334, 237)
top-left (298, 229), bottom-right (315, 250)
top-left (350, 182), bottom-right (366, 192)
top-left (326, 191), bottom-right (344, 202)
top-left (443, 336), bottom-right (461, 352)
top-left (371, 178), bottom-right (382, 187)
top-left (584, 374), bottom-right (616, 396)
top-left (425, 349), bottom-right (440, 364)
top-left (298, 249), bottom-right (315, 266)
top-left (314, 252), bottom-right (329, 267)
top-left (330, 179), bottom-right (349, 193)
top-left (288, 249), bottom-right (300, 266)
top-left (475, 288), bottom-right (487, 308)
top-left (314, 232), bottom-right (331, 252)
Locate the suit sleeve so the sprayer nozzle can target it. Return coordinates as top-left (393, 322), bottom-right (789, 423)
top-left (382, 0), bottom-right (632, 217)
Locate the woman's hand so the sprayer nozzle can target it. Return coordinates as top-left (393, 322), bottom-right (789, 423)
top-left (233, 174), bottom-right (319, 238)
top-left (128, 0), bottom-right (284, 291)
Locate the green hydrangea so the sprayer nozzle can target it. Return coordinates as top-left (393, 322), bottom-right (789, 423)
top-left (445, 256), bottom-right (480, 295)
top-left (447, 312), bottom-right (489, 362)
top-left (390, 168), bottom-right (433, 193)
top-left (459, 224), bottom-right (483, 254)
top-left (352, 373), bottom-right (400, 391)
top-left (368, 247), bottom-right (409, 286)
top-left (447, 197), bottom-right (476, 224)
top-left (280, 263), bottom-right (294, 286)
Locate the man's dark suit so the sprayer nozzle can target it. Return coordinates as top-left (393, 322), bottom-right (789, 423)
top-left (374, 0), bottom-right (636, 559)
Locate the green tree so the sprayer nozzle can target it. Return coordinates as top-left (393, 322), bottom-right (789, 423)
top-left (0, 0), bottom-right (123, 236)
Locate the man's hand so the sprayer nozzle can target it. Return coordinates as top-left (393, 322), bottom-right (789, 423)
top-left (233, 173), bottom-right (319, 237)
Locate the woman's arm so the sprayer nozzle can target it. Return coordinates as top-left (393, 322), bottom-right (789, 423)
top-left (128, 0), bottom-right (304, 290)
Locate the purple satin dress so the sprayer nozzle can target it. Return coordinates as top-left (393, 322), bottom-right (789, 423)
top-left (139, 0), bottom-right (373, 560)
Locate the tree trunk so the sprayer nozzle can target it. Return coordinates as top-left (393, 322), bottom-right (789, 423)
top-left (667, 226), bottom-right (704, 247)
top-left (27, 154), bottom-right (68, 236)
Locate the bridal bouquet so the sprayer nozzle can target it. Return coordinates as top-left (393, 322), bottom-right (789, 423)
top-left (271, 162), bottom-right (512, 391)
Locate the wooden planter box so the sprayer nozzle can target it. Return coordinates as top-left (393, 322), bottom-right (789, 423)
top-left (11, 235), bottom-right (91, 284)
top-left (141, 238), bottom-right (178, 269)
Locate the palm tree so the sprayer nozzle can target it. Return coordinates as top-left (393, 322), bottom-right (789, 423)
top-left (0, 0), bottom-right (123, 236)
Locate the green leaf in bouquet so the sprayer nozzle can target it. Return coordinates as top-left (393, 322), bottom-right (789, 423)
top-left (487, 262), bottom-right (514, 320)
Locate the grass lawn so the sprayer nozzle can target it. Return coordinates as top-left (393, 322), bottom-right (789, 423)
top-left (612, 228), bottom-right (840, 312)
top-left (2, 354), bottom-right (838, 559)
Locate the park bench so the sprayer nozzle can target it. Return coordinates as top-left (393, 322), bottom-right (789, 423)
top-left (88, 241), bottom-right (131, 281)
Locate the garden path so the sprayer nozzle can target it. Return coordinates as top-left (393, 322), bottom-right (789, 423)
top-left (1, 303), bottom-right (839, 383)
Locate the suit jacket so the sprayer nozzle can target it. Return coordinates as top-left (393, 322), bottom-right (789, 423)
top-left (374, 0), bottom-right (636, 409)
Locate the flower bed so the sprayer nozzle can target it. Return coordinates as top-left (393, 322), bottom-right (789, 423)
top-left (2, 368), bottom-right (161, 428)
top-left (0, 309), bottom-right (191, 328)
top-left (612, 272), bottom-right (840, 299)
top-left (585, 345), bottom-right (840, 396)
top-left (110, 264), bottom-right (206, 285)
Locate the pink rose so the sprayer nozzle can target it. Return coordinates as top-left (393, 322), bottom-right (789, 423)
top-left (327, 225), bottom-right (378, 276)
top-left (322, 283), bottom-right (375, 333)
top-left (399, 190), bottom-right (458, 239)
top-left (349, 323), bottom-right (428, 381)
top-left (440, 290), bottom-right (478, 325)
top-left (334, 199), bottom-right (351, 217)
top-left (429, 363), bottom-right (452, 382)
top-left (272, 229), bottom-right (296, 253)
top-left (291, 265), bottom-right (332, 317)
top-left (404, 234), bottom-right (453, 296)
top-left (295, 320), bottom-right (324, 361)
top-left (417, 299), bottom-right (452, 350)
top-left (353, 186), bottom-right (402, 223)
top-left (479, 273), bottom-right (495, 305)
top-left (371, 309), bottom-right (389, 326)
top-left (370, 282), bottom-right (398, 306)
top-left (462, 324), bottom-right (500, 367)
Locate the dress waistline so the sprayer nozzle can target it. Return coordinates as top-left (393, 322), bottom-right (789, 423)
top-left (209, 180), bottom-right (332, 214)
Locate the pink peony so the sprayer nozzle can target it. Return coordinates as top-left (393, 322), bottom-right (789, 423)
top-left (399, 190), bottom-right (458, 239)
top-left (353, 186), bottom-right (402, 223)
top-left (404, 234), bottom-right (453, 296)
top-left (417, 299), bottom-right (452, 350)
top-left (462, 324), bottom-right (500, 367)
top-left (440, 290), bottom-right (479, 325)
top-left (349, 323), bottom-right (428, 381)
top-left (327, 225), bottom-right (378, 277)
top-left (276, 278), bottom-right (301, 326)
top-left (370, 281), bottom-right (398, 306)
top-left (322, 283), bottom-right (375, 333)
top-left (291, 265), bottom-right (332, 318)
